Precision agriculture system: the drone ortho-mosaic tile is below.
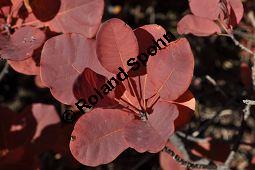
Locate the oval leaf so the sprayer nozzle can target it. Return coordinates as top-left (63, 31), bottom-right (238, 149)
top-left (0, 26), bottom-right (45, 61)
top-left (161, 90), bottom-right (196, 130)
top-left (145, 38), bottom-right (194, 101)
top-left (96, 18), bottom-right (139, 74)
top-left (70, 108), bottom-right (134, 166)
top-left (228, 0), bottom-right (244, 25)
top-left (177, 15), bottom-right (221, 36)
top-left (26, 0), bottom-right (104, 38)
top-left (31, 103), bottom-right (60, 140)
top-left (40, 33), bottom-right (111, 105)
top-left (189, 0), bottom-right (220, 20)
top-left (124, 101), bottom-right (178, 153)
top-left (8, 54), bottom-right (40, 75)
top-left (73, 68), bottom-right (120, 108)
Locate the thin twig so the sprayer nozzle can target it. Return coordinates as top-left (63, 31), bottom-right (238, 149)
top-left (219, 33), bottom-right (254, 55)
top-left (131, 154), bottom-right (154, 170)
top-left (163, 147), bottom-right (217, 169)
top-left (247, 11), bottom-right (255, 29)
top-left (176, 131), bottom-right (208, 143)
top-left (0, 62), bottom-right (9, 82)
top-left (243, 99), bottom-right (255, 105)
top-left (218, 19), bottom-right (255, 88)
top-left (223, 104), bottom-right (246, 169)
top-left (205, 75), bottom-right (228, 98)
top-left (233, 30), bottom-right (255, 42)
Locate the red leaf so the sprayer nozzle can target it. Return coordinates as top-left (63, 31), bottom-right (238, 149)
top-left (70, 109), bottom-right (134, 166)
top-left (240, 62), bottom-right (252, 89)
top-left (159, 90), bottom-right (196, 130)
top-left (66, 21), bottom-right (196, 166)
top-left (173, 90), bottom-right (196, 130)
top-left (0, 104), bottom-right (60, 151)
top-left (0, 0), bottom-right (11, 7)
top-left (145, 38), bottom-right (194, 100)
top-left (189, 138), bottom-right (230, 162)
top-left (26, 0), bottom-right (104, 38)
top-left (136, 24), bottom-right (167, 46)
top-left (34, 75), bottom-right (47, 88)
top-left (7, 45), bottom-right (41, 76)
top-left (124, 101), bottom-right (178, 153)
top-left (10, 0), bottom-right (23, 17)
top-left (0, 26), bottom-right (45, 61)
top-left (189, 0), bottom-right (220, 20)
top-left (8, 54), bottom-right (40, 75)
top-left (31, 104), bottom-right (60, 140)
top-left (28, 0), bottom-right (61, 21)
top-left (228, 0), bottom-right (244, 25)
top-left (2, 106), bottom-right (36, 150)
top-left (73, 68), bottom-right (120, 108)
top-left (130, 25), bottom-right (167, 107)
top-left (133, 24), bottom-right (166, 70)
top-left (96, 18), bottom-right (139, 74)
top-left (96, 18), bottom-right (142, 109)
top-left (40, 33), bottom-right (111, 105)
top-left (0, 104), bottom-right (77, 170)
top-left (177, 15), bottom-right (221, 36)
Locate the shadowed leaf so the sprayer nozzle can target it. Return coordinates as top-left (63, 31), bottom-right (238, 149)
top-left (41, 33), bottom-right (112, 105)
top-left (0, 26), bottom-right (45, 61)
top-left (26, 0), bottom-right (104, 38)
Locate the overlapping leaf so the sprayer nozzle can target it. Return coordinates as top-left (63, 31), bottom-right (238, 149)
top-left (8, 51), bottom-right (40, 75)
top-left (69, 19), bottom-right (195, 166)
top-left (25, 0), bottom-right (104, 38)
top-left (124, 101), bottom-right (178, 153)
top-left (0, 26), bottom-right (45, 61)
top-left (145, 38), bottom-right (194, 100)
top-left (96, 18), bottom-right (141, 109)
top-left (172, 90), bottom-right (196, 130)
top-left (189, 0), bottom-right (220, 20)
top-left (177, 0), bottom-right (244, 36)
top-left (73, 68), bottom-right (121, 108)
top-left (96, 18), bottom-right (139, 74)
top-left (40, 33), bottom-right (112, 105)
top-left (0, 104), bottom-right (76, 169)
top-left (177, 15), bottom-right (221, 36)
top-left (70, 109), bottom-right (134, 166)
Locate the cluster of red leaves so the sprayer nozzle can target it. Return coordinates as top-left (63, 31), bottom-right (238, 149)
top-left (0, 0), bottom-right (196, 168)
top-left (0, 0), bottom-right (104, 84)
top-left (0, 104), bottom-right (78, 170)
top-left (177, 0), bottom-right (244, 36)
top-left (41, 17), bottom-right (196, 166)
top-left (66, 19), bottom-right (195, 166)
